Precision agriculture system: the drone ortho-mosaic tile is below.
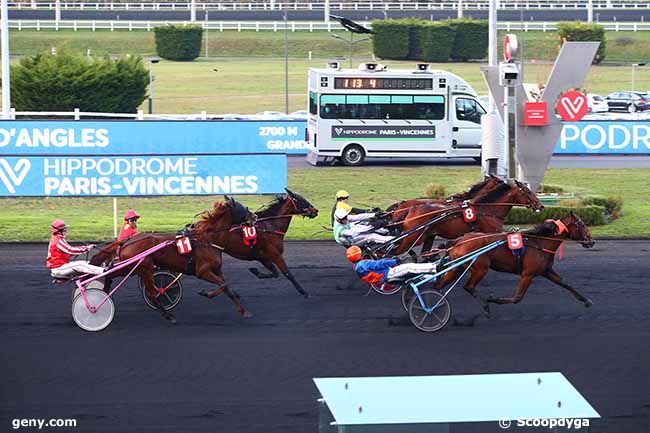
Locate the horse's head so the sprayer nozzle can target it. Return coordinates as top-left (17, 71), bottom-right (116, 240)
top-left (564, 211), bottom-right (595, 248)
top-left (284, 188), bottom-right (319, 219)
top-left (508, 179), bottom-right (544, 212)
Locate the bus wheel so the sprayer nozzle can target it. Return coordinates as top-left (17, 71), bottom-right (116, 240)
top-left (342, 144), bottom-right (365, 166)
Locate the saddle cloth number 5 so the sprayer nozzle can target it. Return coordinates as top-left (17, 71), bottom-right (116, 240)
top-left (462, 206), bottom-right (477, 223)
top-left (176, 236), bottom-right (192, 255)
top-left (507, 232), bottom-right (524, 250)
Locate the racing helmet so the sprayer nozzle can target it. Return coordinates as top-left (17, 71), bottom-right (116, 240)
top-left (334, 207), bottom-right (350, 222)
top-left (346, 246), bottom-right (362, 263)
top-left (335, 190), bottom-right (350, 200)
top-left (51, 219), bottom-right (67, 234)
top-left (124, 209), bottom-right (140, 221)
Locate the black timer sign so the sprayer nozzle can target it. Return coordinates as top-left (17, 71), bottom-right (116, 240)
top-left (334, 77), bottom-right (433, 90)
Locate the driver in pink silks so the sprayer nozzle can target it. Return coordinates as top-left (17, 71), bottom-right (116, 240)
top-left (46, 219), bottom-right (105, 279)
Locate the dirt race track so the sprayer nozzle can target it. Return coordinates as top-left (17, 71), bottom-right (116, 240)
top-left (1, 241), bottom-right (649, 433)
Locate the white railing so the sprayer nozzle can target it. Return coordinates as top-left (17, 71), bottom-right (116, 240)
top-left (6, 1), bottom-right (650, 12)
top-left (7, 19), bottom-right (650, 31)
top-left (8, 108), bottom-right (304, 120)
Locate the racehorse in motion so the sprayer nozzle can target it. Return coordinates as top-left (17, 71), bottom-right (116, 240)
top-left (387, 180), bottom-right (544, 256)
top-left (114, 197), bottom-right (252, 323)
top-left (202, 189), bottom-right (318, 299)
top-left (436, 211), bottom-right (595, 315)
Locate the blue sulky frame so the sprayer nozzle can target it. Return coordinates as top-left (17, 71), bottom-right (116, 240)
top-left (405, 240), bottom-right (506, 333)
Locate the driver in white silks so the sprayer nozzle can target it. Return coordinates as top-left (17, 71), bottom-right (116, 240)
top-left (333, 207), bottom-right (393, 246)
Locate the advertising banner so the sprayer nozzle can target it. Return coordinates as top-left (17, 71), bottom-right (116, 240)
top-left (331, 125), bottom-right (436, 140)
top-left (0, 120), bottom-right (308, 155)
top-left (0, 154), bottom-right (286, 197)
top-left (555, 121), bottom-right (650, 154)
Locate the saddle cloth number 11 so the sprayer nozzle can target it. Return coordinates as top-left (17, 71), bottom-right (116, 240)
top-left (176, 237), bottom-right (192, 255)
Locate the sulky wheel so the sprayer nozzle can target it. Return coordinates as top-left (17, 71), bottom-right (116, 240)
top-left (71, 280), bottom-right (104, 303)
top-left (401, 286), bottom-right (415, 312)
top-left (141, 271), bottom-right (183, 311)
top-left (408, 290), bottom-right (451, 333)
top-left (370, 281), bottom-right (402, 296)
top-left (72, 288), bottom-right (115, 332)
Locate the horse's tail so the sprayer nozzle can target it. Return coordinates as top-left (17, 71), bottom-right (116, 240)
top-left (90, 239), bottom-right (124, 266)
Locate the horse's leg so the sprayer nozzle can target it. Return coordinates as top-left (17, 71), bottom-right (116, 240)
top-left (462, 263), bottom-right (491, 316)
top-left (197, 270), bottom-right (252, 317)
top-left (420, 234), bottom-right (436, 256)
top-left (487, 273), bottom-right (534, 305)
top-left (269, 252), bottom-right (309, 298)
top-left (249, 259), bottom-right (280, 279)
top-left (543, 269), bottom-right (593, 308)
top-left (139, 266), bottom-right (176, 324)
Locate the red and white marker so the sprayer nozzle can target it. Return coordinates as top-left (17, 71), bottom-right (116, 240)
top-left (556, 90), bottom-right (588, 122)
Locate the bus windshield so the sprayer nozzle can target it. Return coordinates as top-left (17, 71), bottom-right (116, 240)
top-left (319, 94), bottom-right (445, 120)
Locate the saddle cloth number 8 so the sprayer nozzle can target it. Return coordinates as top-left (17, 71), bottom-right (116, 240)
top-left (176, 236), bottom-right (192, 255)
top-left (462, 206), bottom-right (477, 223)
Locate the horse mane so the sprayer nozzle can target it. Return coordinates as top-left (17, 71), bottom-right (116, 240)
top-left (525, 220), bottom-right (557, 237)
top-left (449, 178), bottom-right (491, 200)
top-left (256, 195), bottom-right (286, 218)
top-left (474, 182), bottom-right (511, 203)
top-left (192, 201), bottom-right (231, 240)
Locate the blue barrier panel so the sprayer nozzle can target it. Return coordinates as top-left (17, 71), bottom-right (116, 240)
top-left (0, 120), bottom-right (308, 155)
top-left (555, 121), bottom-right (650, 154)
top-left (0, 154), bottom-right (286, 197)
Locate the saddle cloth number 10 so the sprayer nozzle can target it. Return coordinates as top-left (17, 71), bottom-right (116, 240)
top-left (176, 236), bottom-right (192, 255)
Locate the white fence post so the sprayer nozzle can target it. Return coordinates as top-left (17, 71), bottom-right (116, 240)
top-left (74, 108), bottom-right (80, 120)
top-left (137, 109), bottom-right (144, 120)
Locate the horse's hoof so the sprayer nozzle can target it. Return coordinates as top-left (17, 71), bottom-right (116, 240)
top-left (302, 292), bottom-right (311, 299)
top-left (243, 310), bottom-right (253, 318)
top-left (164, 314), bottom-right (177, 324)
top-left (198, 289), bottom-right (209, 298)
top-left (481, 304), bottom-right (491, 318)
top-left (248, 268), bottom-right (259, 275)
top-left (584, 299), bottom-right (593, 308)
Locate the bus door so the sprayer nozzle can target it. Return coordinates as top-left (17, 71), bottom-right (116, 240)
top-left (452, 96), bottom-right (485, 149)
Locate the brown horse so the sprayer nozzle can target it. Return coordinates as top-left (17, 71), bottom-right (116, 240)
top-left (437, 211), bottom-right (595, 315)
top-left (388, 180), bottom-right (544, 256)
top-left (116, 197), bottom-right (252, 323)
top-left (386, 175), bottom-right (504, 223)
top-left (201, 188), bottom-right (318, 299)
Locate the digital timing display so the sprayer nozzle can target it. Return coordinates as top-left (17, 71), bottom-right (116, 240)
top-left (334, 77), bottom-right (433, 90)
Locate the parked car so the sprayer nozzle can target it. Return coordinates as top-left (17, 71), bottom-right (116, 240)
top-left (605, 91), bottom-right (650, 112)
top-left (587, 93), bottom-right (609, 113)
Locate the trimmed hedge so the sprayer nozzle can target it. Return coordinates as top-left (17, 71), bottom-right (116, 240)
top-left (447, 18), bottom-right (489, 61)
top-left (505, 205), bottom-right (607, 226)
top-left (154, 25), bottom-right (203, 61)
top-left (557, 22), bottom-right (606, 64)
top-left (10, 51), bottom-right (148, 113)
top-left (420, 22), bottom-right (456, 62)
top-left (372, 18), bottom-right (486, 62)
top-left (372, 20), bottom-right (410, 60)
top-left (582, 196), bottom-right (623, 219)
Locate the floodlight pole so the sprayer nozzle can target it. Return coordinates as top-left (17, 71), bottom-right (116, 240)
top-left (587, 0), bottom-right (594, 23)
top-left (324, 0), bottom-right (330, 24)
top-left (631, 63), bottom-right (646, 91)
top-left (55, 0), bottom-right (61, 26)
top-left (205, 10), bottom-right (209, 58)
top-left (488, 0), bottom-right (497, 112)
top-left (349, 32), bottom-right (354, 68)
top-left (1, 0), bottom-right (10, 119)
top-left (284, 6), bottom-right (289, 113)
